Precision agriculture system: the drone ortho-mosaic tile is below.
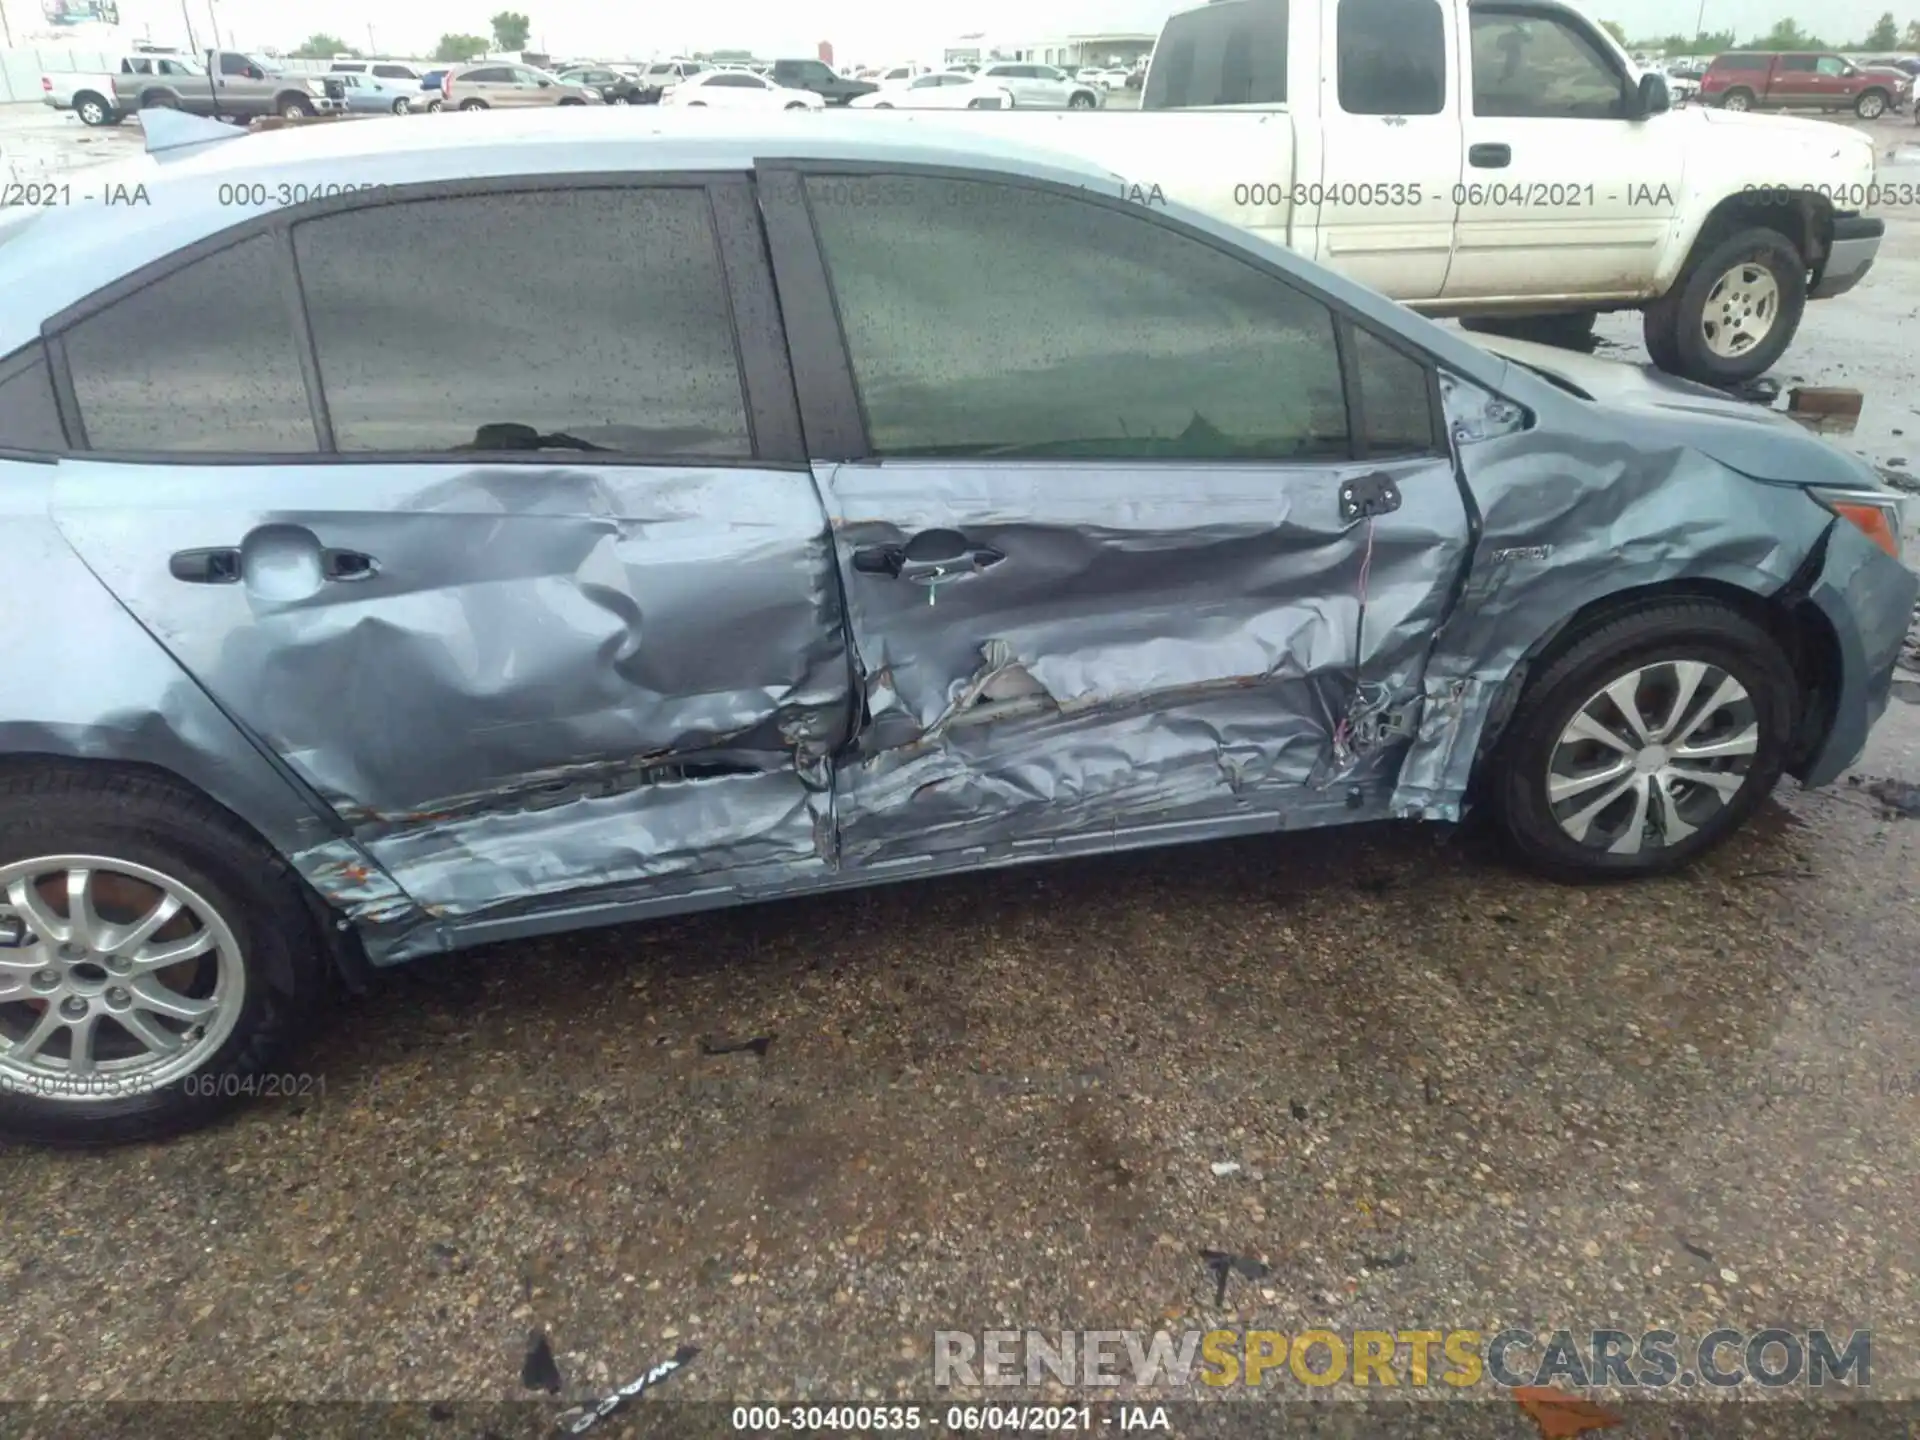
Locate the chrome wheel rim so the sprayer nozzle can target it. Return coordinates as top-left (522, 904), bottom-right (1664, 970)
top-left (1724, 93), bottom-right (1749, 110)
top-left (79, 100), bottom-right (105, 123)
top-left (1548, 661), bottom-right (1760, 855)
top-left (1701, 263), bottom-right (1779, 357)
top-left (0, 856), bottom-right (246, 1099)
top-left (1860, 94), bottom-right (1884, 117)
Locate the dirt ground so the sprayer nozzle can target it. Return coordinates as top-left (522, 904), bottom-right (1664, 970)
top-left (1, 102), bottom-right (1919, 1440)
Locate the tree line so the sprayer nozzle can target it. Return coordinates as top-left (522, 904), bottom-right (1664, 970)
top-left (1601, 12), bottom-right (1920, 54)
top-left (287, 13), bottom-right (533, 63)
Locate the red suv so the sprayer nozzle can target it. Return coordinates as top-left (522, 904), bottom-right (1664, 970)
top-left (1700, 51), bottom-right (1901, 119)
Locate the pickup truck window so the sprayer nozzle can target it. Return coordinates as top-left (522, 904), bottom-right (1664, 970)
top-left (1143, 0), bottom-right (1287, 108)
top-left (62, 235), bottom-right (317, 454)
top-left (806, 174), bottom-right (1350, 460)
top-left (290, 189), bottom-right (751, 457)
top-left (1470, 8), bottom-right (1627, 119)
top-left (1337, 0), bottom-right (1446, 115)
top-left (218, 54), bottom-right (250, 76)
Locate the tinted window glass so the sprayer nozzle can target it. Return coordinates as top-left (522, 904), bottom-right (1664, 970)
top-left (1143, 0), bottom-right (1287, 108)
top-left (464, 67), bottom-right (508, 82)
top-left (0, 343), bottom-right (67, 451)
top-left (65, 235), bottom-right (314, 453)
top-left (807, 174), bottom-right (1347, 459)
top-left (1338, 0), bottom-right (1445, 114)
top-left (1471, 10), bottom-right (1626, 118)
top-left (1349, 328), bottom-right (1435, 456)
top-left (293, 188), bottom-right (749, 456)
top-left (1779, 55), bottom-right (1815, 71)
top-left (373, 65), bottom-right (412, 78)
top-left (219, 53), bottom-right (249, 75)
top-left (1815, 56), bottom-right (1846, 75)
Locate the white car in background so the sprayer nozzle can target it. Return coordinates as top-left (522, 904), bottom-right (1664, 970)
top-left (848, 71), bottom-right (1015, 110)
top-left (872, 64), bottom-right (931, 87)
top-left (1095, 67), bottom-right (1131, 89)
top-left (661, 70), bottom-right (826, 110)
top-left (976, 61), bottom-right (1104, 108)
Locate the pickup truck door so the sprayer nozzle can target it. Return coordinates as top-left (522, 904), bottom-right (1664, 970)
top-left (46, 180), bottom-right (851, 921)
top-left (1310, 0), bottom-right (1465, 300)
top-left (1443, 3), bottom-right (1681, 302)
top-left (212, 52), bottom-right (265, 111)
top-left (765, 167), bottom-right (1472, 871)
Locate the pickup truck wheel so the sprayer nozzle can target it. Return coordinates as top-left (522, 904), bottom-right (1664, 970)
top-left (0, 769), bottom-right (330, 1148)
top-left (74, 93), bottom-right (114, 126)
top-left (1855, 89), bottom-right (1888, 119)
top-left (1460, 312), bottom-right (1596, 350)
top-left (1719, 87), bottom-right (1753, 111)
top-left (140, 91), bottom-right (178, 110)
top-left (1487, 601), bottom-right (1796, 882)
top-left (278, 95), bottom-right (315, 118)
top-left (1642, 226), bottom-right (1805, 385)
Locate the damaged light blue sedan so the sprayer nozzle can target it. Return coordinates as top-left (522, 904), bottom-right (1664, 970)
top-left (0, 109), bottom-right (1912, 1144)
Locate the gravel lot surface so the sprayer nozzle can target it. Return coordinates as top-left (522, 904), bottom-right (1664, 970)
top-left (1, 101), bottom-right (1919, 1440)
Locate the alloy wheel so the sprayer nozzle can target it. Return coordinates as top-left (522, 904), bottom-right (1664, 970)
top-left (0, 856), bottom-right (246, 1099)
top-left (1700, 262), bottom-right (1779, 358)
top-left (1546, 660), bottom-right (1760, 855)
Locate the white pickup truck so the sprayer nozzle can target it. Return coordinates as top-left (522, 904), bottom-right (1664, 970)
top-left (911, 0), bottom-right (1884, 385)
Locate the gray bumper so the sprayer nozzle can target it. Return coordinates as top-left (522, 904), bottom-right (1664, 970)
top-left (1808, 215), bottom-right (1884, 300)
top-left (1801, 516), bottom-right (1918, 787)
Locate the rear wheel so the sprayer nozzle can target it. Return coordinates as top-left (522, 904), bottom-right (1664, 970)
top-left (74, 92), bottom-right (114, 126)
top-left (459, 98), bottom-right (488, 110)
top-left (785, 100), bottom-right (809, 109)
top-left (426, 97), bottom-right (444, 111)
top-left (140, 91), bottom-right (178, 110)
top-left (1486, 601), bottom-right (1797, 882)
top-left (0, 770), bottom-right (330, 1147)
top-left (391, 97), bottom-right (410, 114)
top-left (1719, 87), bottom-right (1753, 111)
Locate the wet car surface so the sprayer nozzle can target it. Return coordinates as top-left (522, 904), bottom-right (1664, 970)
top-left (0, 104), bottom-right (1918, 1428)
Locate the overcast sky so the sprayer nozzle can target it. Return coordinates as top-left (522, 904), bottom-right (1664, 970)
top-left (77, 0), bottom-right (1918, 63)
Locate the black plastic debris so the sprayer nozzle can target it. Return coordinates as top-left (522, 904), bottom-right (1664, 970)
top-left (556, 1344), bottom-right (700, 1433)
top-left (1199, 1248), bottom-right (1271, 1306)
top-left (1866, 778), bottom-right (1920, 819)
top-left (1679, 1237), bottom-right (1715, 1265)
top-left (1362, 1250), bottom-right (1412, 1270)
top-left (1289, 1101), bottom-right (1309, 1122)
top-left (521, 1330), bottom-right (564, 1394)
top-left (701, 1034), bottom-right (775, 1057)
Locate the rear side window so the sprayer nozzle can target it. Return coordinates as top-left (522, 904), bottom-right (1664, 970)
top-left (1348, 328), bottom-right (1437, 456)
top-left (292, 187), bottom-right (750, 456)
top-left (372, 64), bottom-right (412, 78)
top-left (63, 234), bottom-right (316, 453)
top-left (806, 173), bottom-right (1349, 460)
top-left (1337, 0), bottom-right (1446, 114)
top-left (1143, 0), bottom-right (1287, 108)
top-left (0, 343), bottom-right (66, 451)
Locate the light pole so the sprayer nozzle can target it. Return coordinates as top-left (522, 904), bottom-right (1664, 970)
top-left (0, 0), bottom-right (13, 50)
top-left (1694, 0), bottom-right (1707, 40)
top-left (367, 23), bottom-right (376, 54)
top-left (206, 0), bottom-right (224, 53)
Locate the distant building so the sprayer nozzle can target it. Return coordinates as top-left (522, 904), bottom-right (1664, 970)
top-left (942, 30), bottom-right (1154, 70)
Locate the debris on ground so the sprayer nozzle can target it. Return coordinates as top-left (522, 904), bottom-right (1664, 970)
top-left (1362, 1250), bottom-right (1412, 1270)
top-left (556, 1345), bottom-right (700, 1434)
top-left (1209, 1161), bottom-right (1241, 1177)
top-left (1865, 777), bottom-right (1920, 819)
top-left (1198, 1248), bottom-right (1271, 1306)
top-left (521, 1330), bottom-right (564, 1393)
top-left (700, 1034), bottom-right (775, 1057)
top-left (1513, 1385), bottom-right (1625, 1438)
top-left (1678, 1237), bottom-right (1715, 1265)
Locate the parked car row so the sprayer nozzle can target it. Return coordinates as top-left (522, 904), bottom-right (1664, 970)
top-left (1698, 50), bottom-right (1914, 118)
top-left (42, 49), bottom-right (345, 125)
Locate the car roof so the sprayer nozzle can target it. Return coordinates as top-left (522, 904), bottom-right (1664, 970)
top-left (0, 107), bottom-right (1516, 396)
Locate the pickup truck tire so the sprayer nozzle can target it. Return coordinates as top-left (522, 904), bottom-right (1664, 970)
top-left (277, 94), bottom-right (315, 118)
top-left (139, 91), bottom-right (178, 110)
top-left (1855, 89), bottom-right (1889, 119)
top-left (1642, 226), bottom-right (1805, 385)
top-left (1718, 87), bottom-right (1754, 111)
top-left (73, 92), bottom-right (116, 126)
top-left (1459, 311), bottom-right (1596, 350)
top-left (1488, 601), bottom-right (1796, 882)
top-left (0, 768), bottom-right (330, 1148)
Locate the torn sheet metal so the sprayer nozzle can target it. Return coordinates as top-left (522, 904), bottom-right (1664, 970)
top-left (818, 452), bottom-right (1470, 869)
top-left (49, 460), bottom-right (852, 919)
top-left (1390, 368), bottom-right (1854, 821)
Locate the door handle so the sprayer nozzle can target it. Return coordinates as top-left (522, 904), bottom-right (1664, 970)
top-left (1468, 143), bottom-right (1511, 168)
top-left (851, 534), bottom-right (1005, 584)
top-left (320, 548), bottom-right (379, 581)
top-left (169, 547), bottom-right (242, 584)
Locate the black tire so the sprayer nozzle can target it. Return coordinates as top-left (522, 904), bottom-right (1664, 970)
top-left (392, 97), bottom-right (410, 114)
top-left (1641, 225), bottom-right (1805, 385)
top-left (140, 91), bottom-right (178, 110)
top-left (1719, 87), bottom-right (1753, 111)
top-left (1068, 91), bottom-right (1096, 109)
top-left (1459, 311), bottom-right (1597, 350)
top-left (278, 94), bottom-right (315, 118)
top-left (0, 769), bottom-right (329, 1147)
top-left (426, 98), bottom-right (444, 112)
top-left (1855, 88), bottom-right (1888, 120)
top-left (1486, 601), bottom-right (1797, 883)
top-left (74, 92), bottom-right (114, 126)
top-left (785, 100), bottom-right (809, 110)
top-left (459, 98), bottom-right (488, 110)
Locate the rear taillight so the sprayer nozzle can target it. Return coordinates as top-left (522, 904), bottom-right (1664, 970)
top-left (41, 76), bottom-right (52, 91)
top-left (442, 71), bottom-right (453, 97)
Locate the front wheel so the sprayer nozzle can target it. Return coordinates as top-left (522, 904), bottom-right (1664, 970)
top-left (785, 100), bottom-right (809, 110)
top-left (278, 95), bottom-right (315, 118)
top-left (1855, 89), bottom-right (1888, 119)
top-left (0, 770), bottom-right (331, 1147)
top-left (873, 101), bottom-right (893, 109)
top-left (1067, 92), bottom-right (1096, 109)
top-left (391, 97), bottom-right (411, 114)
top-left (1486, 601), bottom-right (1797, 882)
top-left (1641, 226), bottom-right (1805, 384)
